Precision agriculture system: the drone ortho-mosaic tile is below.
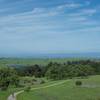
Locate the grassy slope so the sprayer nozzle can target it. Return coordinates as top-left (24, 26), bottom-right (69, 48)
top-left (18, 75), bottom-right (100, 100)
top-left (0, 79), bottom-right (62, 100)
top-left (0, 87), bottom-right (22, 100)
top-left (0, 90), bottom-right (10, 100)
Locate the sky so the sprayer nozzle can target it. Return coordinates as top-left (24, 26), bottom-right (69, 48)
top-left (0, 0), bottom-right (100, 57)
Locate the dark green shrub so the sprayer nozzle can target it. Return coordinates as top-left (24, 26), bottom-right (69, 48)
top-left (75, 81), bottom-right (82, 86)
top-left (24, 86), bottom-right (31, 92)
top-left (40, 79), bottom-right (45, 84)
top-left (0, 86), bottom-right (8, 91)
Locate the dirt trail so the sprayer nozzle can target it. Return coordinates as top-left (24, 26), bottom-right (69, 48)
top-left (7, 91), bottom-right (24, 100)
top-left (7, 80), bottom-right (67, 100)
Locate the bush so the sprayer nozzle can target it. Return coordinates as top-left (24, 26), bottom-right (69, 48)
top-left (40, 79), bottom-right (45, 84)
top-left (0, 86), bottom-right (8, 91)
top-left (24, 86), bottom-right (31, 92)
top-left (75, 81), bottom-right (82, 86)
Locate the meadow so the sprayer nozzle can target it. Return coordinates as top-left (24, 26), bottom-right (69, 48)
top-left (17, 75), bottom-right (100, 100)
top-left (0, 58), bottom-right (89, 66)
top-left (0, 87), bottom-right (22, 100)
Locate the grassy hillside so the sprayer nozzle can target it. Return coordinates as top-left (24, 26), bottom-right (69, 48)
top-left (0, 87), bottom-right (22, 100)
top-left (0, 89), bottom-right (11, 100)
top-left (0, 79), bottom-right (64, 100)
top-left (17, 75), bottom-right (100, 100)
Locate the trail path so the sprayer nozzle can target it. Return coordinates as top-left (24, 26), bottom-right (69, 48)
top-left (7, 91), bottom-right (24, 100)
top-left (7, 80), bottom-right (67, 100)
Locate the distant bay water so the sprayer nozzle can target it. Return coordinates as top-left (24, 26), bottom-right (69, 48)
top-left (0, 52), bottom-right (100, 58)
top-left (32, 53), bottom-right (100, 58)
top-left (16, 52), bottom-right (100, 58)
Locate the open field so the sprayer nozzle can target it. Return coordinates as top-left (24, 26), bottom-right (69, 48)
top-left (0, 58), bottom-right (92, 67)
top-left (17, 75), bottom-right (100, 100)
top-left (0, 78), bottom-right (65, 100)
top-left (0, 75), bottom-right (100, 100)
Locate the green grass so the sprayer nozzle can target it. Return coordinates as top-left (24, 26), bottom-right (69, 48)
top-left (0, 87), bottom-right (22, 100)
top-left (0, 90), bottom-right (10, 100)
top-left (0, 79), bottom-right (61, 100)
top-left (1, 75), bottom-right (100, 100)
top-left (0, 58), bottom-right (89, 67)
top-left (18, 75), bottom-right (100, 100)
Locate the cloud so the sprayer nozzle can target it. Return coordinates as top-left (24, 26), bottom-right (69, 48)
top-left (68, 8), bottom-right (97, 19)
top-left (0, 1), bottom-right (99, 38)
top-left (81, 9), bottom-right (97, 15)
top-left (29, 2), bottom-right (87, 17)
top-left (33, 8), bottom-right (45, 14)
top-left (57, 3), bottom-right (82, 9)
top-left (0, 1), bottom-right (98, 18)
top-left (0, 0), bottom-right (100, 55)
top-left (67, 17), bottom-right (87, 22)
top-left (30, 2), bottom-right (98, 18)
top-left (0, 7), bottom-right (12, 13)
top-left (85, 1), bottom-right (91, 6)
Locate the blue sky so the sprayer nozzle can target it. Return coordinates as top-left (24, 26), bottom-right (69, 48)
top-left (0, 0), bottom-right (100, 57)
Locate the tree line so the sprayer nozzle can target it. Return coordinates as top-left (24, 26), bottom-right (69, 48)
top-left (14, 60), bottom-right (100, 79)
top-left (0, 60), bottom-right (100, 90)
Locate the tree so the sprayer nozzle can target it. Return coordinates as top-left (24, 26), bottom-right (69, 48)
top-left (67, 64), bottom-right (95, 77)
top-left (15, 64), bottom-right (45, 77)
top-left (0, 67), bottom-right (19, 90)
top-left (45, 62), bottom-right (95, 80)
top-left (45, 63), bottom-right (68, 80)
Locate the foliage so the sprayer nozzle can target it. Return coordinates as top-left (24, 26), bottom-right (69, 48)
top-left (1, 59), bottom-right (100, 80)
top-left (15, 64), bottom-right (45, 77)
top-left (24, 86), bottom-right (31, 92)
top-left (75, 81), bottom-right (82, 86)
top-left (45, 62), bottom-right (95, 80)
top-left (0, 67), bottom-right (19, 90)
top-left (40, 79), bottom-right (45, 84)
top-left (45, 63), bottom-right (68, 80)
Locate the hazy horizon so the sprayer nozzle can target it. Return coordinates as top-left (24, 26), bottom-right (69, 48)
top-left (0, 52), bottom-right (100, 58)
